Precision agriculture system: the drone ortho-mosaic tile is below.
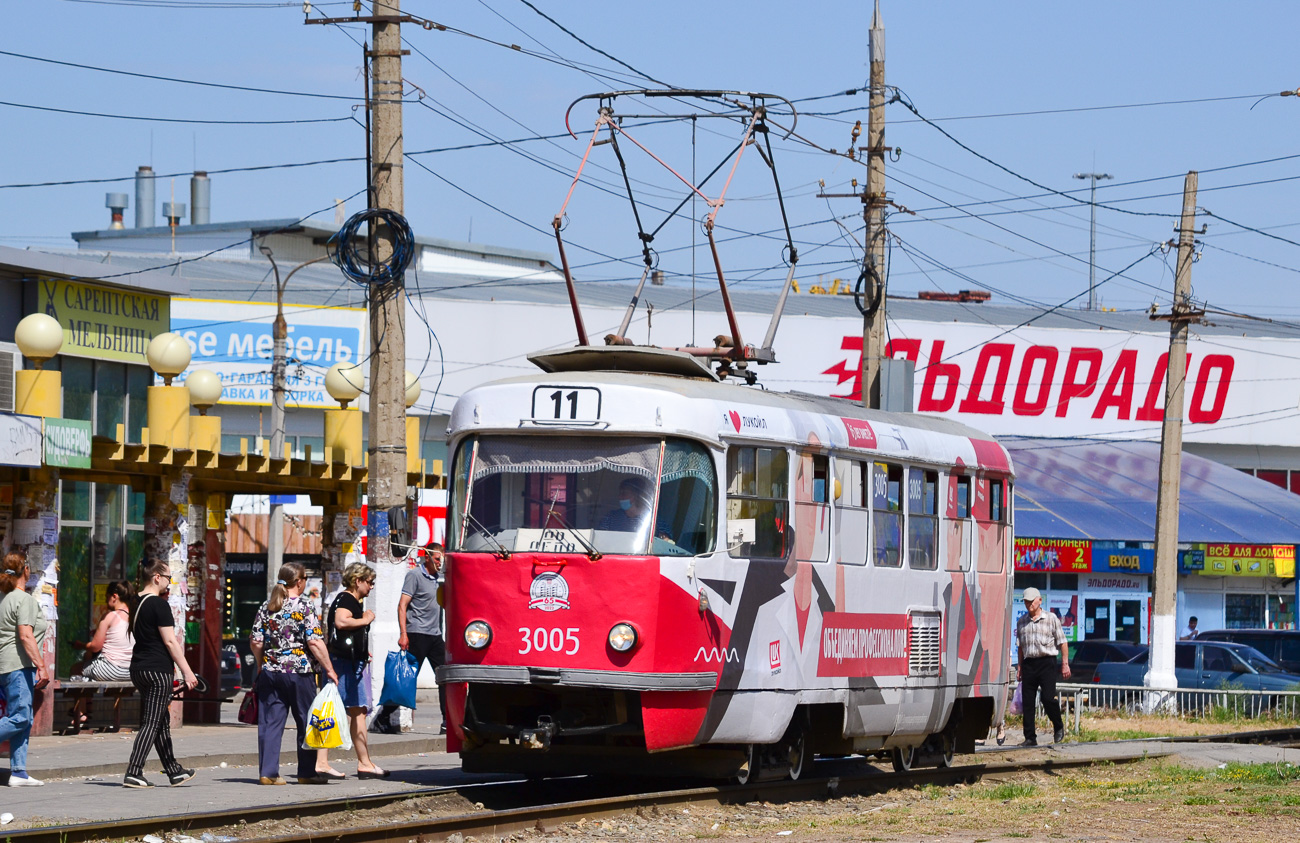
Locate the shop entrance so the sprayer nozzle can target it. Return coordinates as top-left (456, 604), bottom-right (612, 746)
top-left (1085, 599), bottom-right (1110, 640)
top-left (1085, 598), bottom-right (1143, 643)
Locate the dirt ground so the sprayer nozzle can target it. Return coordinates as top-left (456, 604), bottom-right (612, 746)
top-left (536, 756), bottom-right (1300, 842)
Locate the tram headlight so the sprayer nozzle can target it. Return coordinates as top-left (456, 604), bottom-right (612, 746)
top-left (464, 621), bottom-right (492, 649)
top-left (608, 622), bottom-right (638, 652)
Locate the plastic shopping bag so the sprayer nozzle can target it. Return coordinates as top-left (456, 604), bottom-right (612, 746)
top-left (378, 650), bottom-right (419, 710)
top-left (1010, 681), bottom-right (1024, 716)
top-left (303, 683), bottom-right (351, 751)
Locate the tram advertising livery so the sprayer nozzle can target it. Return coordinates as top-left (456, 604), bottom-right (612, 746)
top-left (437, 349), bottom-right (1014, 782)
top-left (435, 90), bottom-right (1013, 781)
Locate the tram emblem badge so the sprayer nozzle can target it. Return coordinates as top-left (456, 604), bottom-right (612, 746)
top-left (528, 572), bottom-right (571, 611)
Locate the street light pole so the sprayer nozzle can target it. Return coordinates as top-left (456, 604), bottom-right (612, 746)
top-left (1073, 172), bottom-right (1112, 310)
top-left (258, 245), bottom-right (329, 595)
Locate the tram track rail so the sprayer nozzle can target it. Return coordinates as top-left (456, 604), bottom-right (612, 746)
top-left (12, 727), bottom-right (1300, 843)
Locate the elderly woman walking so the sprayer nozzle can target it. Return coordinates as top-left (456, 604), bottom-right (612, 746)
top-left (251, 562), bottom-right (338, 785)
top-left (0, 551), bottom-right (49, 787)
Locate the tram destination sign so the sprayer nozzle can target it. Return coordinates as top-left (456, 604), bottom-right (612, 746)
top-left (44, 418), bottom-right (91, 468)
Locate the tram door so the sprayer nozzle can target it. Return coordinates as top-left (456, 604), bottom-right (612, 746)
top-left (1084, 599), bottom-right (1110, 640)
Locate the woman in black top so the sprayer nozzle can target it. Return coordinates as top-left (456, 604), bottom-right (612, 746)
top-left (326, 563), bottom-right (386, 777)
top-left (123, 560), bottom-right (198, 788)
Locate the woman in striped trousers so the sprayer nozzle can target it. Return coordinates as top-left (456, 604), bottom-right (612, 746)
top-left (123, 560), bottom-right (198, 788)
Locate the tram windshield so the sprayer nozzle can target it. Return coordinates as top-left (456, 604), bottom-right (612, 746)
top-left (450, 435), bottom-right (718, 557)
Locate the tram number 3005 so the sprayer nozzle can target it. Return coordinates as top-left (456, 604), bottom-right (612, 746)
top-left (519, 627), bottom-right (580, 656)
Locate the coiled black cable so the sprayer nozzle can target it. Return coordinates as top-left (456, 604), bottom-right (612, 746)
top-left (328, 208), bottom-right (415, 287)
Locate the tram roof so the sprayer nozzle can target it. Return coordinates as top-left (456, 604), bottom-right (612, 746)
top-left (1008, 437), bottom-right (1300, 544)
top-left (472, 367), bottom-right (1007, 448)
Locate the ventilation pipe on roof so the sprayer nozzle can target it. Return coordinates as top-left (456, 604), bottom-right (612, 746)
top-left (135, 166), bottom-right (155, 228)
top-left (105, 193), bottom-right (129, 230)
top-left (190, 171), bottom-right (210, 225)
top-left (162, 202), bottom-right (187, 226)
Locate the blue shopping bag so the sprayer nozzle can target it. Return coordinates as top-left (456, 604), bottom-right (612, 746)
top-left (378, 650), bottom-right (419, 709)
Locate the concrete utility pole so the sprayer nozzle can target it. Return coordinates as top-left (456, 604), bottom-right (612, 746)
top-left (1073, 172), bottom-right (1113, 311)
top-left (860, 0), bottom-right (888, 409)
top-left (1146, 171), bottom-right (1201, 706)
top-left (261, 246), bottom-right (288, 595)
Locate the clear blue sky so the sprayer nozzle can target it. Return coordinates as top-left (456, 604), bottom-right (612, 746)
top-left (4, 1), bottom-right (1299, 318)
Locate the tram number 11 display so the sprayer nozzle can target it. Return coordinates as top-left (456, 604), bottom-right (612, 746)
top-left (531, 385), bottom-right (602, 422)
top-left (519, 627), bottom-right (580, 655)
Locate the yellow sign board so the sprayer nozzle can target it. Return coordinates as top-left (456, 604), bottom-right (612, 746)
top-left (37, 277), bottom-right (169, 362)
top-left (1201, 544), bottom-right (1296, 578)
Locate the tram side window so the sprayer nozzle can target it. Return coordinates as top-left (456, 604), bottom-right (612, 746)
top-left (943, 472), bottom-right (972, 572)
top-left (727, 446), bottom-right (789, 559)
top-left (908, 469), bottom-right (938, 570)
top-left (872, 462), bottom-right (903, 568)
top-left (794, 452), bottom-right (830, 563)
top-left (655, 439), bottom-right (718, 556)
top-left (835, 458), bottom-right (869, 566)
top-left (974, 476), bottom-right (1007, 574)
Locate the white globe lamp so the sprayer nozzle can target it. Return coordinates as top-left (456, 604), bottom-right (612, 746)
top-left (14, 313), bottom-right (63, 369)
top-left (146, 332), bottom-right (192, 386)
top-left (325, 363), bottom-right (364, 409)
top-left (404, 370), bottom-right (422, 409)
top-left (187, 369), bottom-right (224, 415)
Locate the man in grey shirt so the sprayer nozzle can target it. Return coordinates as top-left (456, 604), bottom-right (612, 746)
top-left (376, 543), bottom-right (447, 733)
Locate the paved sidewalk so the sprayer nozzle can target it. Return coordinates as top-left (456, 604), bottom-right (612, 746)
top-left (20, 691), bottom-right (446, 782)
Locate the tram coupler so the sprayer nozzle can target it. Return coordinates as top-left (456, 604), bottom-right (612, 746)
top-left (520, 716), bottom-right (556, 750)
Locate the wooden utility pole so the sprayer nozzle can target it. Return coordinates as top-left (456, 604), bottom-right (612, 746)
top-left (1146, 171), bottom-right (1201, 700)
top-left (366, 1), bottom-right (408, 569)
top-left (860, 0), bottom-right (888, 409)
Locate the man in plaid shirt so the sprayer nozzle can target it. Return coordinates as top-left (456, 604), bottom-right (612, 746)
top-left (1015, 587), bottom-right (1071, 746)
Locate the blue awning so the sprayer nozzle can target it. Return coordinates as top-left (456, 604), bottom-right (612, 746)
top-left (1007, 438), bottom-right (1300, 544)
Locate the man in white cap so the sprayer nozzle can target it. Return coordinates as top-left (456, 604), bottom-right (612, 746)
top-left (1015, 587), bottom-right (1070, 746)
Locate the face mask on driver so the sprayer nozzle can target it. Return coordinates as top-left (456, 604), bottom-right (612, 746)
top-left (619, 499), bottom-right (633, 512)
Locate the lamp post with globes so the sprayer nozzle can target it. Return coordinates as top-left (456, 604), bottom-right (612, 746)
top-left (1074, 172), bottom-right (1113, 311)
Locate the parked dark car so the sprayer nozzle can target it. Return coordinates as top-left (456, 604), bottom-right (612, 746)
top-left (1094, 640), bottom-right (1300, 691)
top-left (1066, 640), bottom-right (1146, 685)
top-left (1194, 629), bottom-right (1300, 675)
top-left (221, 646), bottom-right (243, 698)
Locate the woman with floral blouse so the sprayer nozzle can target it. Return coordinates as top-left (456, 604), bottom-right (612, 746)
top-left (250, 562), bottom-right (338, 785)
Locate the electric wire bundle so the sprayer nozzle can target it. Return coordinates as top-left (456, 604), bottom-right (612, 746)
top-left (328, 208), bottom-right (415, 287)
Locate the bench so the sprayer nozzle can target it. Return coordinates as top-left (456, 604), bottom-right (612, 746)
top-left (57, 681), bottom-right (139, 735)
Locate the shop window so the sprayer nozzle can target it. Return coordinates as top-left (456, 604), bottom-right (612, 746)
top-left (127, 366), bottom-right (150, 442)
top-left (907, 468), bottom-right (938, 570)
top-left (727, 446), bottom-right (789, 559)
top-left (872, 462), bottom-right (903, 567)
top-left (834, 459), bottom-right (868, 565)
top-left (1050, 573), bottom-right (1078, 591)
top-left (95, 362), bottom-right (126, 440)
top-left (57, 525), bottom-right (92, 678)
top-left (794, 452), bottom-right (830, 563)
top-left (1226, 593), bottom-right (1266, 629)
top-left (61, 357), bottom-right (94, 423)
top-left (62, 480), bottom-right (91, 523)
top-left (1014, 572), bottom-right (1048, 591)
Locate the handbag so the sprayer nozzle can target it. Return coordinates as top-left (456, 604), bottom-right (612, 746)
top-left (1010, 680), bottom-right (1024, 716)
top-left (237, 690), bottom-right (258, 725)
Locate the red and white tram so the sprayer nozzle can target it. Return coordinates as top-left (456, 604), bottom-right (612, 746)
top-left (438, 346), bottom-right (1013, 780)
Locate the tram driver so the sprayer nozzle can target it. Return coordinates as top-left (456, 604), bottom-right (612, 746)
top-left (598, 476), bottom-right (677, 548)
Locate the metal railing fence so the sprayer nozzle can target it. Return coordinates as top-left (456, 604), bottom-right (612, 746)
top-left (1021, 683), bottom-right (1300, 733)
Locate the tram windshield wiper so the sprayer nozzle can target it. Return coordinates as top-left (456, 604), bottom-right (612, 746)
top-left (545, 493), bottom-right (603, 561)
top-left (464, 511), bottom-right (511, 560)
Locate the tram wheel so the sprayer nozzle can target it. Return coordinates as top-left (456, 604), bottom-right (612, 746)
top-left (734, 744), bottom-right (758, 785)
top-left (786, 724), bottom-right (809, 781)
top-left (892, 744), bottom-right (917, 773)
top-left (936, 733), bottom-right (955, 768)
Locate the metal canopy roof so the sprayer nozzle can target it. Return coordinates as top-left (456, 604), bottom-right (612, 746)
top-left (1009, 437), bottom-right (1300, 545)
